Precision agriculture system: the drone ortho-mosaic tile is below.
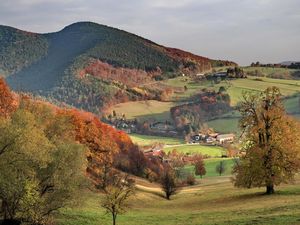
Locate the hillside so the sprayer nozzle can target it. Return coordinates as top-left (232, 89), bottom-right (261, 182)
top-left (0, 22), bottom-right (236, 114)
top-left (57, 175), bottom-right (300, 225)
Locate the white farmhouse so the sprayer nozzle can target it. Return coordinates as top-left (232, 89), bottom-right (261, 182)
top-left (216, 134), bottom-right (235, 144)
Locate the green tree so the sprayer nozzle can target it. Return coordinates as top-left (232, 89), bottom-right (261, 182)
top-left (0, 110), bottom-right (52, 223)
top-left (0, 109), bottom-right (87, 224)
top-left (218, 86), bottom-right (226, 93)
top-left (233, 87), bottom-right (300, 194)
top-left (216, 161), bottom-right (226, 176)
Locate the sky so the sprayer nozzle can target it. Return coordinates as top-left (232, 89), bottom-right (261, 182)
top-left (0, 0), bottom-right (299, 65)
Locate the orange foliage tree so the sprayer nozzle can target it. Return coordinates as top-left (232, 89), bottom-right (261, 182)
top-left (0, 78), bottom-right (16, 117)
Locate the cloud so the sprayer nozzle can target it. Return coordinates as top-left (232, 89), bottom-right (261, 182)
top-left (0, 0), bottom-right (299, 64)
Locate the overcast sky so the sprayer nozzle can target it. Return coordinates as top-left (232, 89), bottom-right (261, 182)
top-left (1, 0), bottom-right (299, 65)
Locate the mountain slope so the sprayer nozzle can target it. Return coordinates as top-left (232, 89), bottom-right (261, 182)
top-left (0, 21), bottom-right (237, 113)
top-left (0, 25), bottom-right (48, 76)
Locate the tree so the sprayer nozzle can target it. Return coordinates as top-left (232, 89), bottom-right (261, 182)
top-left (0, 108), bottom-right (87, 224)
top-left (233, 87), bottom-right (300, 194)
top-left (0, 110), bottom-right (52, 223)
top-left (216, 161), bottom-right (226, 176)
top-left (167, 150), bottom-right (185, 177)
top-left (101, 175), bottom-right (135, 225)
top-left (218, 86), bottom-right (226, 93)
top-left (160, 169), bottom-right (179, 200)
top-left (194, 158), bottom-right (206, 178)
top-left (0, 78), bottom-right (16, 118)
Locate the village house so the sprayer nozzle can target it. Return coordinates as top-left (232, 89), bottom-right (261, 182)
top-left (216, 134), bottom-right (235, 144)
top-left (114, 119), bottom-right (137, 134)
top-left (190, 134), bottom-right (206, 143)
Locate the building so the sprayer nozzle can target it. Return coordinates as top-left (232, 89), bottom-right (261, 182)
top-left (190, 134), bottom-right (206, 143)
top-left (216, 134), bottom-right (235, 144)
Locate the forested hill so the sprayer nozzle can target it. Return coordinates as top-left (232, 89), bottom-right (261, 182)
top-left (0, 22), bottom-right (236, 113)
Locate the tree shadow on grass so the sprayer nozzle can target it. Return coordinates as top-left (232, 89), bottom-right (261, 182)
top-left (218, 186), bottom-right (300, 205)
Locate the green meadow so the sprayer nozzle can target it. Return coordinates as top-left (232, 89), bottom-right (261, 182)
top-left (107, 72), bottom-right (300, 135)
top-left (183, 158), bottom-right (236, 178)
top-left (163, 144), bottom-right (226, 157)
top-left (56, 174), bottom-right (300, 225)
top-left (129, 134), bottom-right (184, 146)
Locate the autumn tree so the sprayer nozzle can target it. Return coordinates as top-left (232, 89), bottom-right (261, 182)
top-left (0, 78), bottom-right (16, 117)
top-left (194, 158), bottom-right (206, 178)
top-left (233, 87), bottom-right (300, 194)
top-left (101, 175), bottom-right (135, 225)
top-left (216, 161), bottom-right (226, 176)
top-left (160, 169), bottom-right (179, 200)
top-left (0, 108), bottom-right (87, 224)
top-left (59, 110), bottom-right (119, 190)
top-left (167, 149), bottom-right (185, 177)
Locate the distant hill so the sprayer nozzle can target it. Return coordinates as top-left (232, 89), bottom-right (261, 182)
top-left (280, 61), bottom-right (300, 66)
top-left (0, 22), bottom-right (237, 114)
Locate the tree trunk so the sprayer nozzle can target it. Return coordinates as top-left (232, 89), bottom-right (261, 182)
top-left (166, 193), bottom-right (170, 200)
top-left (112, 213), bottom-right (117, 225)
top-left (2, 200), bottom-right (9, 221)
top-left (266, 184), bottom-right (274, 194)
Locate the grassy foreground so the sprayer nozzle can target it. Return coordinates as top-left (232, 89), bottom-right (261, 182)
top-left (56, 175), bottom-right (300, 225)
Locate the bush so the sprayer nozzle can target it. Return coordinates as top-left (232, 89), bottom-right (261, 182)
top-left (186, 174), bottom-right (196, 186)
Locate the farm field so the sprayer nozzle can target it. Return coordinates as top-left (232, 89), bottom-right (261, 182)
top-left (223, 77), bottom-right (300, 105)
top-left (105, 100), bottom-right (179, 121)
top-left (163, 144), bottom-right (226, 157)
top-left (56, 174), bottom-right (300, 225)
top-left (129, 134), bottom-right (184, 146)
top-left (207, 118), bottom-right (240, 134)
top-left (243, 66), bottom-right (299, 76)
top-left (107, 75), bottom-right (300, 134)
top-left (284, 95), bottom-right (300, 114)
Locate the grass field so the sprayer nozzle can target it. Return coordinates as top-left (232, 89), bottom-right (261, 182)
top-left (56, 174), bottom-right (300, 225)
top-left (243, 66), bottom-right (299, 77)
top-left (184, 158), bottom-right (236, 178)
top-left (129, 134), bottom-right (184, 146)
top-left (106, 100), bottom-right (179, 121)
top-left (107, 76), bottom-right (300, 133)
top-left (284, 95), bottom-right (300, 114)
top-left (206, 95), bottom-right (300, 134)
top-left (217, 77), bottom-right (300, 106)
top-left (164, 144), bottom-right (226, 157)
top-left (163, 77), bottom-right (211, 101)
top-left (164, 74), bottom-right (300, 106)
top-left (207, 118), bottom-right (240, 134)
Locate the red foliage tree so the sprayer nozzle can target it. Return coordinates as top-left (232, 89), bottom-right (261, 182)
top-left (0, 78), bottom-right (16, 117)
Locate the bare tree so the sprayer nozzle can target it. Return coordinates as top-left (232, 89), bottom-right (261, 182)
top-left (101, 175), bottom-right (135, 225)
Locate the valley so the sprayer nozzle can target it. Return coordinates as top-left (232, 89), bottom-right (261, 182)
top-left (1, 21), bottom-right (300, 225)
top-left (107, 73), bottom-right (300, 134)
